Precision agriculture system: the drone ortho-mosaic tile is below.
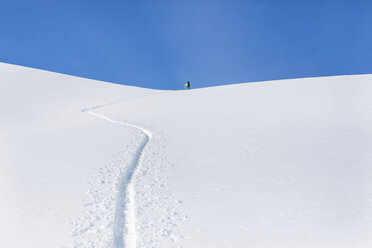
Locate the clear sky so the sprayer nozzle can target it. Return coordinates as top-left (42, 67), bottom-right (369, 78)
top-left (1, 0), bottom-right (371, 89)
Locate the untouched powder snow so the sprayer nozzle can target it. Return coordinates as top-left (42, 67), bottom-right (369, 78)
top-left (1, 62), bottom-right (372, 247)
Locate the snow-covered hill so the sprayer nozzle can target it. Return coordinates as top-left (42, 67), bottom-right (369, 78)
top-left (1, 62), bottom-right (372, 247)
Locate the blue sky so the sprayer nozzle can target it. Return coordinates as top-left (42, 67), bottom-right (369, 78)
top-left (0, 0), bottom-right (371, 89)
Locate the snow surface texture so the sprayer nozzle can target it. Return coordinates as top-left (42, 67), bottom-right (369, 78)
top-left (1, 62), bottom-right (372, 247)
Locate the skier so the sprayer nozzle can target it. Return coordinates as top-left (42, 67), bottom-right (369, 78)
top-left (185, 81), bottom-right (191, 90)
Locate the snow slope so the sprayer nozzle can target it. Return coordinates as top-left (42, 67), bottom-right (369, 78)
top-left (1, 62), bottom-right (372, 247)
top-left (0, 63), bottom-right (154, 247)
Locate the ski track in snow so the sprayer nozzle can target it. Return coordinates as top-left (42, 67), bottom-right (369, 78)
top-left (87, 110), bottom-right (152, 248)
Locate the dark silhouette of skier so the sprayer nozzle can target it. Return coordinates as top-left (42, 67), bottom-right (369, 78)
top-left (185, 81), bottom-right (191, 90)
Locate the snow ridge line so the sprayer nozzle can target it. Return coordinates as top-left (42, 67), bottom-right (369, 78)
top-left (87, 110), bottom-right (152, 248)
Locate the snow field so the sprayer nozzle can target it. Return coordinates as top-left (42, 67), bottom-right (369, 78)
top-left (1, 62), bottom-right (372, 247)
top-left (100, 75), bottom-right (372, 247)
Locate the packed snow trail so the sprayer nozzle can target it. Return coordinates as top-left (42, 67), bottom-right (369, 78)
top-left (87, 110), bottom-right (152, 248)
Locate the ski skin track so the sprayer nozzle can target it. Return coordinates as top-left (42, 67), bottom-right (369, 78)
top-left (86, 110), bottom-right (152, 248)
